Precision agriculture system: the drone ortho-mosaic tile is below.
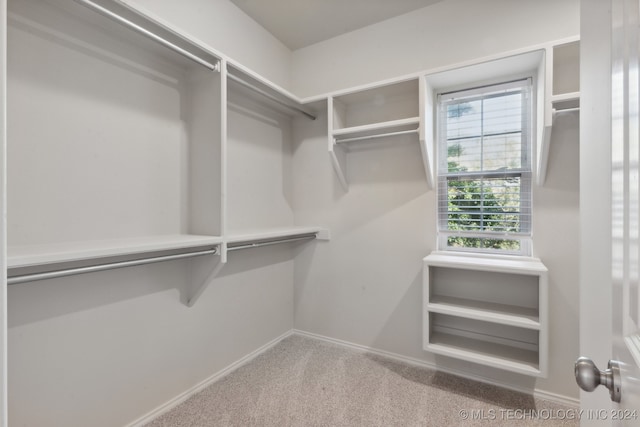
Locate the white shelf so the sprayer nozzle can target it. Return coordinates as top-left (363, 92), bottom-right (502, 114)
top-left (428, 332), bottom-right (541, 376)
top-left (8, 234), bottom-right (222, 269)
top-left (332, 117), bottom-right (420, 141)
top-left (423, 251), bottom-right (548, 377)
top-left (8, 0), bottom-right (225, 287)
top-left (227, 64), bottom-right (316, 120)
top-left (424, 252), bottom-right (547, 275)
top-left (427, 296), bottom-right (540, 329)
top-left (551, 92), bottom-right (580, 111)
top-left (7, 227), bottom-right (330, 268)
top-left (41, 0), bottom-right (222, 73)
top-left (226, 226), bottom-right (330, 244)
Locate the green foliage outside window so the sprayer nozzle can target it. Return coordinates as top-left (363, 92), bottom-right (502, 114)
top-left (446, 144), bottom-right (521, 252)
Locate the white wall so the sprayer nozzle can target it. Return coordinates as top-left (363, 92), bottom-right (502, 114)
top-left (291, 0), bottom-right (580, 97)
top-left (291, 0), bottom-right (580, 401)
top-left (126, 0), bottom-right (293, 91)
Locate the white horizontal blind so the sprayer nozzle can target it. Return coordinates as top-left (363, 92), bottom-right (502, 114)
top-left (437, 79), bottom-right (532, 255)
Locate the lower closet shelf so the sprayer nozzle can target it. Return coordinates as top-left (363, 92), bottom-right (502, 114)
top-left (8, 234), bottom-right (223, 269)
top-left (427, 296), bottom-right (540, 329)
top-left (428, 332), bottom-right (541, 376)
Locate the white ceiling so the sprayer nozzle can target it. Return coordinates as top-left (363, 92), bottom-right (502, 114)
top-left (229, 0), bottom-right (445, 50)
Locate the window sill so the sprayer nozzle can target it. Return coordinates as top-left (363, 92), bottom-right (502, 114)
top-left (425, 251), bottom-right (547, 274)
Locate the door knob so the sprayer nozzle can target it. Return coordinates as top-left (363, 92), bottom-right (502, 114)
top-left (575, 357), bottom-right (621, 402)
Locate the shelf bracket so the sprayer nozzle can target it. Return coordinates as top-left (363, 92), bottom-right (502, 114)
top-left (537, 125), bottom-right (552, 186)
top-left (186, 243), bottom-right (227, 307)
top-left (330, 145), bottom-right (349, 191)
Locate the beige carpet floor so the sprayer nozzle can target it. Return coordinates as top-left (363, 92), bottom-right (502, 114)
top-left (145, 335), bottom-right (578, 426)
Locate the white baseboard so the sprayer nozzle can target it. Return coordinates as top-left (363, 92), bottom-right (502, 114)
top-left (293, 329), bottom-right (579, 408)
top-left (125, 330), bottom-right (294, 427)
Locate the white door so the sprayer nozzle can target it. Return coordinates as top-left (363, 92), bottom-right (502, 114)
top-left (578, 0), bottom-right (640, 423)
top-left (0, 0), bottom-right (6, 425)
top-left (610, 0), bottom-right (640, 418)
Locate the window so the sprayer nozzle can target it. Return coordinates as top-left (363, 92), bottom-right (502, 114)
top-left (437, 79), bottom-right (532, 255)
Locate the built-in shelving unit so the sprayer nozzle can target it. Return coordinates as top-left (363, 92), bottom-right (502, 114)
top-left (7, 0), bottom-right (226, 292)
top-left (314, 37), bottom-right (579, 191)
top-left (6, 1), bottom-right (572, 313)
top-left (423, 252), bottom-right (548, 377)
top-left (327, 79), bottom-right (424, 191)
top-left (7, 0), bottom-right (329, 306)
top-left (539, 38), bottom-right (580, 185)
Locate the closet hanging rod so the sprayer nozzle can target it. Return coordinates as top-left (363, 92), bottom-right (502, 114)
top-left (335, 128), bottom-right (419, 144)
top-left (227, 73), bottom-right (317, 120)
top-left (75, 0), bottom-right (220, 72)
top-left (554, 107), bottom-right (580, 114)
top-left (227, 233), bottom-right (317, 252)
top-left (7, 247), bottom-right (219, 285)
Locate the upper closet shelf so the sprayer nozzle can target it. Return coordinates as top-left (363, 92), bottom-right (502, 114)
top-left (75, 0), bottom-right (316, 122)
top-left (8, 234), bottom-right (223, 269)
top-left (227, 64), bottom-right (316, 120)
top-left (70, 0), bottom-right (222, 71)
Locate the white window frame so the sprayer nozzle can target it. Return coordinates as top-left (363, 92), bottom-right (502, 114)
top-left (436, 78), bottom-right (533, 256)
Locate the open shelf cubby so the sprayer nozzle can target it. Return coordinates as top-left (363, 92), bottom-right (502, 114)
top-left (423, 252), bottom-right (548, 377)
top-left (331, 79), bottom-right (419, 132)
top-left (327, 78), bottom-right (421, 191)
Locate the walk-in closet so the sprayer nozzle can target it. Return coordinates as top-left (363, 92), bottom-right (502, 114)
top-left (0, 0), bottom-right (633, 425)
